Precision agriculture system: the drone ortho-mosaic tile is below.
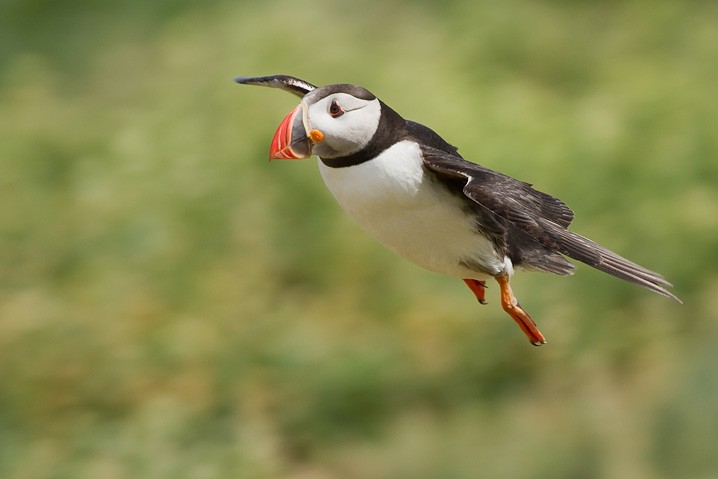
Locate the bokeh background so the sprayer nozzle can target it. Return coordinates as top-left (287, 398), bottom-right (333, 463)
top-left (2, 1), bottom-right (717, 478)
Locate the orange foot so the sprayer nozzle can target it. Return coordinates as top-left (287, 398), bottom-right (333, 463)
top-left (463, 278), bottom-right (487, 304)
top-left (495, 274), bottom-right (546, 346)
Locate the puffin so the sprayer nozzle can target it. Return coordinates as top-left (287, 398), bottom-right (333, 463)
top-left (235, 74), bottom-right (679, 345)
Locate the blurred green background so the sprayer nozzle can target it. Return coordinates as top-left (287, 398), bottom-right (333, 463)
top-left (1, 1), bottom-right (717, 478)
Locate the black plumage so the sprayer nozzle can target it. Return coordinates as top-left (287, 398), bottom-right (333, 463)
top-left (310, 96), bottom-right (679, 302)
top-left (420, 146), bottom-right (679, 302)
top-left (384, 103), bottom-right (679, 302)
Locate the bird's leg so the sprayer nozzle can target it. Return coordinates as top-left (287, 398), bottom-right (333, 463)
top-left (463, 279), bottom-right (488, 305)
top-left (495, 274), bottom-right (546, 346)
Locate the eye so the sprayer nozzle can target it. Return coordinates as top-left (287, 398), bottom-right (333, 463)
top-left (329, 100), bottom-right (344, 118)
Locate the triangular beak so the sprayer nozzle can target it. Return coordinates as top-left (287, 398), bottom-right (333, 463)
top-left (269, 105), bottom-right (312, 160)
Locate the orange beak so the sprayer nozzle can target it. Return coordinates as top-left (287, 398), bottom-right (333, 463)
top-left (269, 105), bottom-right (312, 160)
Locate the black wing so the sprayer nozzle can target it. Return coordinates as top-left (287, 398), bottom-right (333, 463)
top-left (421, 146), bottom-right (680, 302)
top-left (234, 74), bottom-right (316, 98)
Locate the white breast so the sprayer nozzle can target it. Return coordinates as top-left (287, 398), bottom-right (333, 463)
top-left (317, 141), bottom-right (512, 279)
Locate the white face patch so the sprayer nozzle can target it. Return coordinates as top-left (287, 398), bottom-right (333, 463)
top-left (305, 93), bottom-right (381, 159)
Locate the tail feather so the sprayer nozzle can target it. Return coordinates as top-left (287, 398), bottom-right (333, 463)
top-left (541, 219), bottom-right (681, 303)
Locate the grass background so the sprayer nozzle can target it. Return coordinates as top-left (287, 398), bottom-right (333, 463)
top-left (1, 1), bottom-right (717, 478)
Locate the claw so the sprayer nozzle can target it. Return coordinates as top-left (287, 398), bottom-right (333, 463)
top-left (463, 279), bottom-right (488, 305)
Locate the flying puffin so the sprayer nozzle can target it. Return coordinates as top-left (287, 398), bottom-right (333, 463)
top-left (235, 74), bottom-right (680, 345)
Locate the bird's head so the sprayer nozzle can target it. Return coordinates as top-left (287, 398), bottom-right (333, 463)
top-left (235, 75), bottom-right (382, 160)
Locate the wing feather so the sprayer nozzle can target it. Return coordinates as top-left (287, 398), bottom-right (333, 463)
top-left (234, 74), bottom-right (316, 98)
top-left (421, 146), bottom-right (680, 302)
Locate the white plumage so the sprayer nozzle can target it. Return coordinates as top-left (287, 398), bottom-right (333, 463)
top-left (318, 140), bottom-right (512, 280)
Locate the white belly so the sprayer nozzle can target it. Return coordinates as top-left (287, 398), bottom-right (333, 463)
top-left (317, 141), bottom-right (512, 279)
